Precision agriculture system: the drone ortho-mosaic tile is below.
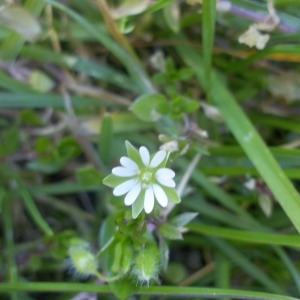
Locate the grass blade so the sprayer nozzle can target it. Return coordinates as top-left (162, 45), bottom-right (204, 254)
top-left (175, 37), bottom-right (300, 234)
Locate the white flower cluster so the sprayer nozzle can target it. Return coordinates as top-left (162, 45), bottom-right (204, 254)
top-left (103, 141), bottom-right (180, 218)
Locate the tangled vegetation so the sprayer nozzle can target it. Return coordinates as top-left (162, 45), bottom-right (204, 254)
top-left (1, 0), bottom-right (300, 299)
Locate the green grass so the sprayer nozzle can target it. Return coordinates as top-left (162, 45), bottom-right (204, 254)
top-left (1, 0), bottom-right (300, 299)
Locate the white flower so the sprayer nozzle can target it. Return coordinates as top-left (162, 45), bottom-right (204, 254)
top-left (103, 141), bottom-right (181, 218)
top-left (238, 24), bottom-right (270, 50)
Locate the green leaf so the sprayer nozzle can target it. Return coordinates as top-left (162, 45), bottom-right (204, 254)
top-left (34, 136), bottom-right (56, 154)
top-left (165, 263), bottom-right (187, 283)
top-left (159, 223), bottom-right (183, 240)
top-left (99, 214), bottom-right (116, 253)
top-left (26, 160), bottom-right (65, 174)
top-left (170, 96), bottom-right (199, 118)
top-left (159, 236), bottom-right (169, 271)
top-left (109, 278), bottom-right (137, 300)
top-left (20, 189), bottom-right (53, 237)
top-left (130, 93), bottom-right (168, 122)
top-left (19, 109), bottom-right (43, 126)
top-left (0, 125), bottom-right (19, 156)
top-left (50, 230), bottom-right (78, 259)
top-left (57, 136), bottom-right (81, 160)
top-left (171, 212), bottom-right (198, 228)
top-left (76, 166), bottom-right (103, 188)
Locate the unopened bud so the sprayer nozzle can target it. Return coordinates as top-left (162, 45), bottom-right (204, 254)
top-left (133, 243), bottom-right (159, 284)
top-left (121, 240), bottom-right (133, 274)
top-left (68, 247), bottom-right (98, 277)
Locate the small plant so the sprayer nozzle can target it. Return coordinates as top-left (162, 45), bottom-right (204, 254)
top-left (68, 140), bottom-right (197, 297)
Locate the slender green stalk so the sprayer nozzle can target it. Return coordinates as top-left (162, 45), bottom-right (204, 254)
top-left (215, 253), bottom-right (230, 300)
top-left (0, 283), bottom-right (297, 300)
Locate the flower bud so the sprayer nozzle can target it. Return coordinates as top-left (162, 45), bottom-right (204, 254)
top-left (68, 246), bottom-right (98, 277)
top-left (133, 243), bottom-right (159, 284)
top-left (120, 240), bottom-right (133, 274)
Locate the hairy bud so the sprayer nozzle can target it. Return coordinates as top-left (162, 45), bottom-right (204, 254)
top-left (133, 243), bottom-right (160, 285)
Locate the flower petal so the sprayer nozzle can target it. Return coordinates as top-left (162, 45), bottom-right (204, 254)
top-left (120, 156), bottom-right (139, 171)
top-left (157, 178), bottom-right (175, 188)
top-left (124, 182), bottom-right (141, 206)
top-left (112, 166), bottom-right (137, 177)
top-left (139, 146), bottom-right (150, 166)
top-left (156, 168), bottom-right (175, 179)
top-left (155, 168), bottom-right (176, 187)
top-left (144, 187), bottom-right (154, 213)
top-left (152, 183), bottom-right (168, 207)
top-left (113, 179), bottom-right (137, 196)
top-left (150, 150), bottom-right (166, 168)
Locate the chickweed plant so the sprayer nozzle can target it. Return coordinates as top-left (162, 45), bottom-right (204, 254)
top-left (1, 1), bottom-right (300, 300)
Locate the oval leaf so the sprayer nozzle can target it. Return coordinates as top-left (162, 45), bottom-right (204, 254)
top-left (130, 93), bottom-right (168, 122)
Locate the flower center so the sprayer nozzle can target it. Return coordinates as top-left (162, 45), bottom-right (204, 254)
top-left (140, 170), bottom-right (153, 185)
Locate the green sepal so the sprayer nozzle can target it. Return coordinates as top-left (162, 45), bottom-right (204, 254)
top-left (132, 190), bottom-right (145, 219)
top-left (103, 174), bottom-right (127, 188)
top-left (164, 187), bottom-right (181, 203)
top-left (125, 140), bottom-right (143, 166)
top-left (159, 223), bottom-right (183, 240)
top-left (171, 212), bottom-right (198, 227)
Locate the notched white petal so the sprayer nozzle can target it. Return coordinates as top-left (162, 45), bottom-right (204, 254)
top-left (150, 150), bottom-right (166, 168)
top-left (153, 183), bottom-right (168, 207)
top-left (157, 178), bottom-right (175, 188)
top-left (112, 166), bottom-right (137, 177)
top-left (139, 146), bottom-right (150, 166)
top-left (144, 187), bottom-right (154, 213)
top-left (120, 156), bottom-right (139, 170)
top-left (156, 168), bottom-right (175, 179)
top-left (124, 183), bottom-right (141, 206)
top-left (113, 179), bottom-right (137, 196)
top-left (156, 168), bottom-right (176, 187)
